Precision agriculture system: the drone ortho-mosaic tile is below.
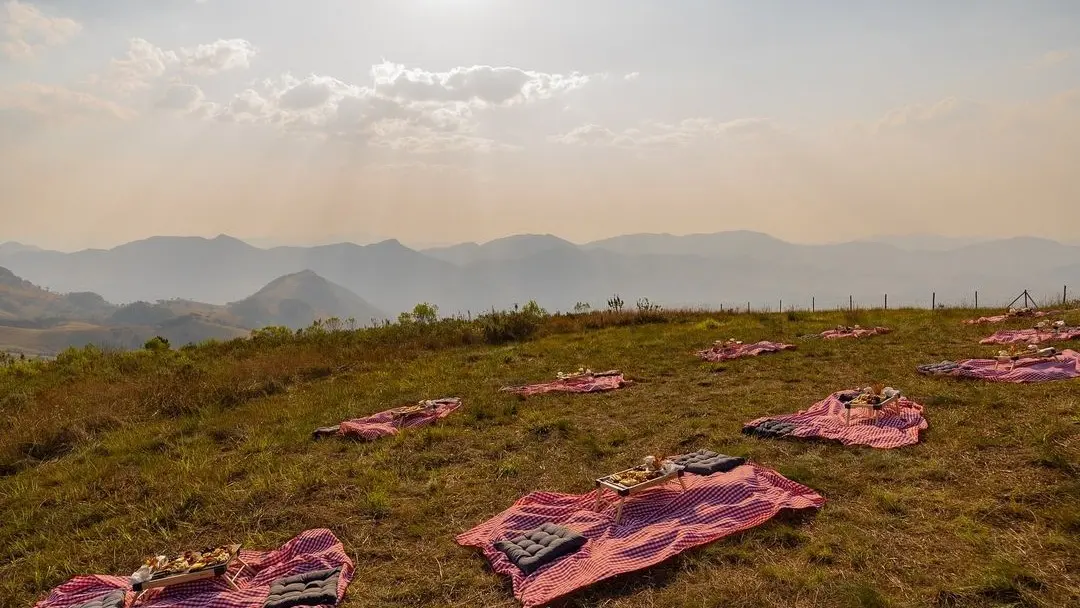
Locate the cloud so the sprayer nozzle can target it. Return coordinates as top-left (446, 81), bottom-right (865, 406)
top-left (199, 61), bottom-right (595, 153)
top-left (92, 37), bottom-right (258, 94)
top-left (154, 83), bottom-right (207, 113)
top-left (370, 61), bottom-right (594, 106)
top-left (550, 117), bottom-right (775, 149)
top-left (872, 96), bottom-right (985, 133)
top-left (178, 39), bottom-right (257, 76)
top-left (1, 0), bottom-right (81, 59)
top-left (1030, 49), bottom-right (1071, 69)
top-left (0, 83), bottom-right (136, 123)
top-left (624, 72), bottom-right (640, 81)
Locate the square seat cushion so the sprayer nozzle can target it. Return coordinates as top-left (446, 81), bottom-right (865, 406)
top-left (743, 420), bottom-right (798, 438)
top-left (670, 449), bottom-right (746, 475)
top-left (74, 590), bottom-right (126, 608)
top-left (493, 523), bottom-right (587, 575)
top-left (264, 566), bottom-right (341, 608)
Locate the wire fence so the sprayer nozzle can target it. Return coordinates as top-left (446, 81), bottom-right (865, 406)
top-left (712, 286), bottom-right (1076, 314)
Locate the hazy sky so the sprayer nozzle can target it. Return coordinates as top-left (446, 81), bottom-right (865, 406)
top-left (2, 0), bottom-right (1079, 250)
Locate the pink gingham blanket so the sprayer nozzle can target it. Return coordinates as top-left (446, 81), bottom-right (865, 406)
top-left (456, 464), bottom-right (823, 608)
top-left (336, 397), bottom-right (462, 440)
top-left (744, 391), bottom-right (928, 449)
top-left (500, 371), bottom-right (631, 396)
top-left (34, 528), bottom-right (354, 608)
top-left (818, 326), bottom-right (892, 339)
top-left (932, 349), bottom-right (1080, 383)
top-left (696, 340), bottom-right (795, 362)
top-left (979, 327), bottom-right (1080, 345)
top-left (963, 310), bottom-right (1059, 325)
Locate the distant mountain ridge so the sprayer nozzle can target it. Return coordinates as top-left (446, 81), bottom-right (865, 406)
top-left (2, 231), bottom-right (1078, 320)
top-left (0, 266), bottom-right (380, 355)
top-left (227, 270), bottom-right (385, 329)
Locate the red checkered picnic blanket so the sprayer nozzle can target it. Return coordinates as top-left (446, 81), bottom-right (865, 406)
top-left (818, 326), bottom-right (891, 339)
top-left (979, 327), bottom-right (1080, 345)
top-left (949, 349), bottom-right (1080, 383)
top-left (744, 391), bottom-right (927, 449)
top-left (338, 397), bottom-right (461, 440)
top-left (500, 371), bottom-right (631, 396)
top-left (696, 340), bottom-right (795, 362)
top-left (34, 529), bottom-right (354, 608)
top-left (963, 310), bottom-right (1059, 325)
top-left (456, 463), bottom-right (823, 608)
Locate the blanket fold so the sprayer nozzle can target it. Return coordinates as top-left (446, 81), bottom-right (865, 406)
top-left (742, 390), bottom-right (927, 449)
top-left (979, 327), bottom-right (1080, 345)
top-left (456, 463), bottom-right (823, 608)
top-left (316, 397), bottom-right (462, 441)
top-left (917, 349), bottom-right (1080, 383)
top-left (817, 326), bottom-right (891, 339)
top-left (34, 529), bottom-right (354, 608)
top-left (500, 371), bottom-right (631, 396)
top-left (696, 340), bottom-right (795, 362)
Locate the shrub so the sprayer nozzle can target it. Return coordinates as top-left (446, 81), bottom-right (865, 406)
top-left (477, 300), bottom-right (549, 344)
top-left (144, 336), bottom-right (171, 351)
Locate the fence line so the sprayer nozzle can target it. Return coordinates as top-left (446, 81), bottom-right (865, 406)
top-left (709, 286), bottom-right (1075, 314)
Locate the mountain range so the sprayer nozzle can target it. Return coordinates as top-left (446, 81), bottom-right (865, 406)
top-left (1, 232), bottom-right (1077, 334)
top-left (0, 266), bottom-right (383, 356)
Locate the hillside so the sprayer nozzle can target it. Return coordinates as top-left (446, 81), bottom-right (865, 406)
top-left (227, 269), bottom-right (387, 329)
top-left (2, 307), bottom-right (1077, 607)
top-left (4, 232), bottom-right (1080, 316)
top-left (0, 268), bottom-right (383, 355)
top-left (0, 266), bottom-right (115, 321)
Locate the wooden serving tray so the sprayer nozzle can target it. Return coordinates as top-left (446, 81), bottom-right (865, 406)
top-left (133, 544), bottom-right (241, 592)
top-left (597, 466), bottom-right (682, 495)
top-left (843, 393), bottom-right (898, 410)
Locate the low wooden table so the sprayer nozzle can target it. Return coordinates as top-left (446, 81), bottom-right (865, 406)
top-left (995, 352), bottom-right (1061, 371)
top-left (594, 467), bottom-right (686, 525)
top-left (843, 393), bottom-right (899, 425)
top-left (132, 544), bottom-right (248, 602)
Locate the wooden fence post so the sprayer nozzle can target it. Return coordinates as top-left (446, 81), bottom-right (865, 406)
top-left (975, 290), bottom-right (978, 309)
top-left (849, 295), bottom-right (853, 311)
top-left (747, 301), bottom-right (750, 314)
top-left (1064, 285), bottom-right (1068, 305)
top-left (932, 292), bottom-right (936, 310)
top-left (812, 297), bottom-right (815, 312)
top-left (884, 293), bottom-right (888, 310)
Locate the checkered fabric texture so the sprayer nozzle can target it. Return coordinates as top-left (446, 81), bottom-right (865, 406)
top-left (979, 327), bottom-right (1080, 345)
top-left (337, 397), bottom-right (462, 441)
top-left (818, 326), bottom-right (892, 339)
top-left (34, 529), bottom-right (354, 608)
top-left (932, 349), bottom-right (1080, 383)
top-left (500, 371), bottom-right (631, 396)
top-left (743, 390), bottom-right (928, 449)
top-left (456, 463), bottom-right (824, 608)
top-left (696, 340), bottom-right (795, 362)
top-left (963, 310), bottom-right (1060, 325)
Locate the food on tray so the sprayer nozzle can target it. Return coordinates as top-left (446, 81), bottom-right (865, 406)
top-left (389, 404), bottom-right (427, 417)
top-left (607, 466), bottom-right (663, 488)
top-left (140, 545), bottom-right (234, 579)
top-left (848, 385), bottom-right (899, 407)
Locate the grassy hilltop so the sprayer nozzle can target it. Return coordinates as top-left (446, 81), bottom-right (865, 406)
top-left (1, 305), bottom-right (1079, 608)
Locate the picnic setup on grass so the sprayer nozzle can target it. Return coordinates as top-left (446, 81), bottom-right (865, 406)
top-left (30, 302), bottom-right (1080, 608)
top-left (36, 529), bottom-right (354, 608)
